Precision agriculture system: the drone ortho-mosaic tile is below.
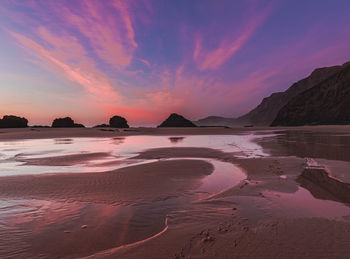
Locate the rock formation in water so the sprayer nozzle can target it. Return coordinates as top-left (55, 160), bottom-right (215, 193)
top-left (51, 117), bottom-right (85, 128)
top-left (109, 115), bottom-right (129, 128)
top-left (195, 63), bottom-right (345, 126)
top-left (271, 62), bottom-right (350, 126)
top-left (158, 113), bottom-right (197, 127)
top-left (0, 115), bottom-right (28, 128)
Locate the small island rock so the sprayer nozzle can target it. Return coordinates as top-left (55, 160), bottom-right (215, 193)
top-left (158, 113), bottom-right (197, 127)
top-left (0, 115), bottom-right (28, 128)
top-left (51, 117), bottom-right (85, 128)
top-left (109, 115), bottom-right (129, 128)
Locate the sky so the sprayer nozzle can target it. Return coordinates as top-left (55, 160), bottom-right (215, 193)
top-left (0, 0), bottom-right (350, 126)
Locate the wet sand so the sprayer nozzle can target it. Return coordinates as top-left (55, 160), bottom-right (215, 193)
top-left (0, 159), bottom-right (213, 205)
top-left (1, 126), bottom-right (350, 258)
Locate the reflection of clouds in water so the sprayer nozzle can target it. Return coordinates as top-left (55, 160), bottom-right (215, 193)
top-left (54, 138), bottom-right (73, 145)
top-left (168, 137), bottom-right (184, 144)
top-left (258, 131), bottom-right (350, 162)
top-left (112, 137), bottom-right (125, 145)
top-left (263, 187), bottom-right (350, 219)
top-left (0, 197), bottom-right (176, 258)
top-left (0, 134), bottom-right (271, 176)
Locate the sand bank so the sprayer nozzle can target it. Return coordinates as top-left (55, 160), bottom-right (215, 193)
top-left (86, 147), bottom-right (350, 258)
top-left (0, 159), bottom-right (213, 205)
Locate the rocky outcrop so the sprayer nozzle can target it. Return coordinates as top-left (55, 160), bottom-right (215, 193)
top-left (271, 62), bottom-right (350, 126)
top-left (0, 115), bottom-right (28, 128)
top-left (158, 113), bottom-right (197, 127)
top-left (238, 65), bottom-right (343, 126)
top-left (195, 63), bottom-right (344, 126)
top-left (51, 117), bottom-right (85, 128)
top-left (109, 115), bottom-right (129, 128)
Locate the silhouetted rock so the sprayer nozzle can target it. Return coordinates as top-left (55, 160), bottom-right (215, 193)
top-left (158, 113), bottom-right (197, 127)
top-left (196, 63), bottom-right (344, 126)
top-left (0, 115), bottom-right (28, 128)
top-left (51, 117), bottom-right (84, 128)
top-left (271, 62), bottom-right (350, 126)
top-left (109, 115), bottom-right (129, 128)
top-left (93, 124), bottom-right (110, 128)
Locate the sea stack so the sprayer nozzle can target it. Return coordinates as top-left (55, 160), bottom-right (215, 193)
top-left (109, 115), bottom-right (129, 128)
top-left (51, 117), bottom-right (85, 128)
top-left (158, 113), bottom-right (197, 127)
top-left (0, 115), bottom-right (28, 128)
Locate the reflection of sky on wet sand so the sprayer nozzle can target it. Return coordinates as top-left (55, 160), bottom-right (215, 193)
top-left (0, 134), bottom-right (271, 176)
top-left (262, 188), bottom-right (350, 220)
top-left (0, 198), bottom-right (176, 258)
top-left (0, 134), bottom-right (260, 258)
top-left (258, 130), bottom-right (350, 162)
top-left (0, 155), bottom-right (244, 258)
top-left (6, 132), bottom-right (349, 257)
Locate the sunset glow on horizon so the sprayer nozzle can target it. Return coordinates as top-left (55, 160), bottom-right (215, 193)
top-left (1, 0), bottom-right (350, 126)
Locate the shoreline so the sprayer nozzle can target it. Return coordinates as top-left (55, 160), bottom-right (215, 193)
top-left (1, 125), bottom-right (350, 141)
top-left (1, 127), bottom-right (350, 258)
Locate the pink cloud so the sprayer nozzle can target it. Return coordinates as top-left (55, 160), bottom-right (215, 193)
top-left (10, 31), bottom-right (120, 102)
top-left (8, 28), bottom-right (189, 125)
top-left (140, 58), bottom-right (151, 68)
top-left (112, 0), bottom-right (138, 48)
top-left (58, 0), bottom-right (137, 68)
top-left (194, 3), bottom-right (274, 71)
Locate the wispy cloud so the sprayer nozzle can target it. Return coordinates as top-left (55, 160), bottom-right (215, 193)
top-left (193, 3), bottom-right (275, 71)
top-left (10, 30), bottom-right (120, 102)
top-left (58, 0), bottom-right (137, 68)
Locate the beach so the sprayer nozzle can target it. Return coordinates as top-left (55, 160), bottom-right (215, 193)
top-left (1, 126), bottom-right (350, 258)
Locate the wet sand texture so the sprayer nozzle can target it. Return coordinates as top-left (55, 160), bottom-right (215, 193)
top-left (0, 160), bottom-right (213, 205)
top-left (2, 127), bottom-right (350, 258)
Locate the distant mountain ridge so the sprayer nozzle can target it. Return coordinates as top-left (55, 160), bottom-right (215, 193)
top-left (271, 62), bottom-right (350, 126)
top-left (195, 116), bottom-right (238, 127)
top-left (195, 63), bottom-right (346, 126)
